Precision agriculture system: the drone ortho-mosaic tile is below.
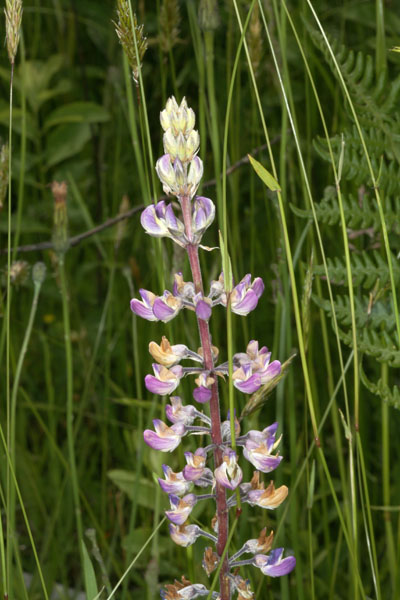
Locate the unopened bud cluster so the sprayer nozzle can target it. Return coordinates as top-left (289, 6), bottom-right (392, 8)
top-left (130, 97), bottom-right (295, 599)
top-left (156, 97), bottom-right (203, 199)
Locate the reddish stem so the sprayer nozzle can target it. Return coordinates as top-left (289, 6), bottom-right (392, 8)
top-left (181, 194), bottom-right (230, 599)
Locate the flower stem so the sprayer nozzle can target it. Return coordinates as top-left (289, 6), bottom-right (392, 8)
top-left (180, 193), bottom-right (230, 600)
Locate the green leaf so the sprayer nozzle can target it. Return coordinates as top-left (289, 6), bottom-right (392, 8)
top-left (81, 540), bottom-right (98, 600)
top-left (248, 154), bottom-right (281, 191)
top-left (45, 122), bottom-right (91, 167)
top-left (44, 102), bottom-right (110, 130)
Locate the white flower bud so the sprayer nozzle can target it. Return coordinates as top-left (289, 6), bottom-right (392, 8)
top-left (163, 129), bottom-right (178, 157)
top-left (185, 130), bottom-right (200, 160)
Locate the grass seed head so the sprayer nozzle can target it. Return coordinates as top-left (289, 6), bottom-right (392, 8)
top-left (4, 0), bottom-right (23, 65)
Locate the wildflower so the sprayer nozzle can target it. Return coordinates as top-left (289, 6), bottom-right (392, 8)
top-left (153, 291), bottom-right (184, 322)
top-left (246, 481), bottom-right (288, 509)
top-left (194, 293), bottom-right (212, 321)
top-left (173, 272), bottom-right (196, 302)
top-left (220, 274), bottom-right (264, 316)
top-left (143, 419), bottom-right (185, 452)
top-left (243, 424), bottom-right (283, 473)
top-left (169, 523), bottom-right (201, 547)
top-left (165, 494), bottom-right (197, 525)
top-left (149, 337), bottom-right (202, 368)
top-left (130, 288), bottom-right (183, 322)
top-left (166, 396), bottom-right (197, 425)
top-left (253, 548), bottom-right (296, 577)
top-left (158, 464), bottom-right (192, 495)
top-left (193, 371), bottom-right (214, 403)
top-left (245, 527), bottom-right (274, 554)
top-left (191, 196), bottom-right (215, 240)
top-left (145, 364), bottom-right (184, 395)
top-left (140, 200), bottom-right (186, 246)
top-left (183, 448), bottom-right (208, 481)
top-left (214, 450), bottom-right (242, 490)
top-left (232, 364), bottom-right (261, 394)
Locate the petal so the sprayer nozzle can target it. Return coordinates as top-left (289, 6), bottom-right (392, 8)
top-left (252, 277), bottom-right (265, 298)
top-left (145, 374), bottom-right (179, 395)
top-left (195, 299), bottom-right (212, 321)
top-left (143, 429), bottom-right (181, 452)
top-left (233, 373), bottom-right (261, 394)
top-left (130, 298), bottom-right (157, 321)
top-left (231, 289), bottom-right (259, 316)
top-left (140, 205), bottom-right (169, 237)
top-left (193, 386), bottom-right (212, 404)
top-left (260, 360), bottom-right (281, 383)
top-left (153, 297), bottom-right (180, 322)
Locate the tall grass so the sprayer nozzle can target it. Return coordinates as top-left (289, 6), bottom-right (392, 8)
top-left (1, 1), bottom-right (400, 598)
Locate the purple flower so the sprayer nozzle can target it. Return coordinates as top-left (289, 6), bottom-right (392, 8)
top-left (130, 289), bottom-right (158, 321)
top-left (183, 448), bottom-right (207, 481)
top-left (242, 423), bottom-right (283, 473)
top-left (191, 196), bottom-right (215, 241)
top-left (254, 548), bottom-right (296, 577)
top-left (158, 464), bottom-right (192, 495)
top-left (166, 396), bottom-right (196, 425)
top-left (194, 293), bottom-right (212, 321)
top-left (232, 364), bottom-right (261, 394)
top-left (145, 364), bottom-right (184, 396)
top-left (214, 450), bottom-right (243, 490)
top-left (169, 523), bottom-right (201, 547)
top-left (220, 274), bottom-right (264, 316)
top-left (130, 289), bottom-right (183, 323)
top-left (243, 439), bottom-right (282, 473)
top-left (165, 493), bottom-right (197, 525)
top-left (236, 341), bottom-right (281, 384)
top-left (153, 291), bottom-right (183, 322)
top-left (140, 201), bottom-right (185, 246)
top-left (193, 371), bottom-right (214, 403)
top-left (143, 419), bottom-right (185, 452)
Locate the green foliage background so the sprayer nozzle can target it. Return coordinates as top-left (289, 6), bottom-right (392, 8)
top-left (1, 0), bottom-right (400, 598)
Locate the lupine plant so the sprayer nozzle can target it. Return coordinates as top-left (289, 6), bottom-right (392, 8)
top-left (130, 96), bottom-right (295, 600)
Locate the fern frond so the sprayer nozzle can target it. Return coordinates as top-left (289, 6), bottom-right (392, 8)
top-left (360, 367), bottom-right (400, 410)
top-left (314, 134), bottom-right (400, 196)
top-left (338, 327), bottom-right (400, 367)
top-left (306, 26), bottom-right (400, 127)
top-left (313, 295), bottom-right (396, 332)
top-left (314, 251), bottom-right (400, 288)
